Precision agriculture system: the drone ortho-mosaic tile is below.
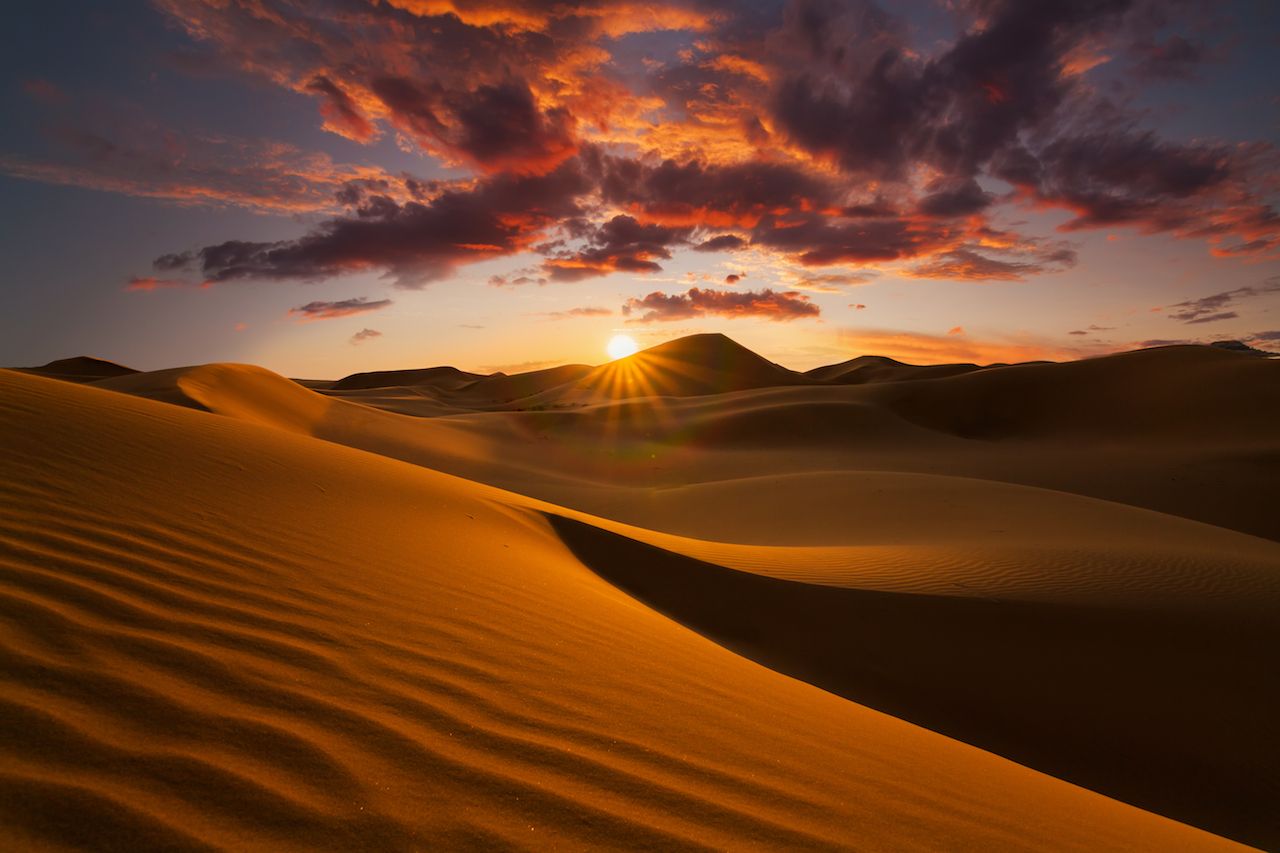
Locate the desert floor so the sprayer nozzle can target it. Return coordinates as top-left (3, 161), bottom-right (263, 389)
top-left (2, 335), bottom-right (1277, 850)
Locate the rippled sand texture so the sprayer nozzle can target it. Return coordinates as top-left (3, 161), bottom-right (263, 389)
top-left (3, 336), bottom-right (1278, 850)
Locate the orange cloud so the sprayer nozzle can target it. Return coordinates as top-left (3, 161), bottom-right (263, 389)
top-left (837, 328), bottom-right (1088, 365)
top-left (123, 276), bottom-right (189, 292)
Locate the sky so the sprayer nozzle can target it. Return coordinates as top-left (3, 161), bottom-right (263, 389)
top-left (2, 0), bottom-right (1278, 377)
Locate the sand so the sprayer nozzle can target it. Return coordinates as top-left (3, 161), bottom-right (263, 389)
top-left (2, 336), bottom-right (1277, 850)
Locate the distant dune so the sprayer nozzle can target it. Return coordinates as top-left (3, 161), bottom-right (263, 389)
top-left (15, 355), bottom-right (139, 383)
top-left (804, 354), bottom-right (985, 384)
top-left (2, 335), bottom-right (1277, 849)
top-left (330, 365), bottom-right (486, 392)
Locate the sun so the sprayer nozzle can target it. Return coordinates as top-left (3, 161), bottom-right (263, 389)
top-left (606, 334), bottom-right (639, 360)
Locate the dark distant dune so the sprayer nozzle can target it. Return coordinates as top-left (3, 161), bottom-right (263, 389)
top-left (455, 364), bottom-right (594, 403)
top-left (331, 365), bottom-right (486, 391)
top-left (805, 354), bottom-right (986, 384)
top-left (863, 344), bottom-right (1280, 442)
top-left (14, 356), bottom-right (138, 383)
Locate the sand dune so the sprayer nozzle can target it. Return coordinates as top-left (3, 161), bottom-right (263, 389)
top-left (805, 354), bottom-right (985, 384)
top-left (15, 356), bottom-right (139, 383)
top-left (859, 344), bottom-right (1279, 442)
top-left (331, 365), bottom-right (485, 392)
top-left (552, 333), bottom-right (814, 400)
top-left (4, 335), bottom-right (1278, 849)
top-left (546, 508), bottom-right (1280, 846)
top-left (2, 368), bottom-right (1249, 850)
top-left (86, 345), bottom-right (1280, 541)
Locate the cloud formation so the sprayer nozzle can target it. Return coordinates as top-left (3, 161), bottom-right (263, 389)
top-left (350, 328), bottom-right (382, 344)
top-left (837, 328), bottom-right (1084, 365)
top-left (288, 297), bottom-right (393, 321)
top-left (543, 306), bottom-right (612, 319)
top-left (75, 1), bottom-right (1273, 293)
top-left (124, 276), bottom-right (194, 292)
top-left (622, 287), bottom-right (819, 323)
top-left (1165, 279), bottom-right (1280, 325)
top-left (161, 160), bottom-right (591, 287)
top-left (0, 122), bottom-right (408, 215)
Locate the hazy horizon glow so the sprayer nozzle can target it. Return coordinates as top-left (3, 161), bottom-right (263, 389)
top-left (2, 0), bottom-right (1278, 377)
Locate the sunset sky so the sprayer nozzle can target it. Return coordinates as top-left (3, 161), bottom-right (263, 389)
top-left (3, 0), bottom-right (1278, 376)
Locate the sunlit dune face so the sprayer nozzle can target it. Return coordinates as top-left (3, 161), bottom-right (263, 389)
top-left (607, 334), bottom-right (639, 360)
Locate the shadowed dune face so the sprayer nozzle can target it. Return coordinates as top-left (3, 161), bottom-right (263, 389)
top-left (330, 365), bottom-right (485, 392)
top-left (805, 355), bottom-right (984, 385)
top-left (546, 514), bottom-right (1280, 849)
top-left (0, 368), bottom-right (1248, 851)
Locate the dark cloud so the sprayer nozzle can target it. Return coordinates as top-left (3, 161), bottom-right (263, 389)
top-left (1181, 311), bottom-right (1238, 325)
top-left (542, 214), bottom-right (691, 281)
top-left (916, 178), bottom-right (993, 218)
top-left (762, 0), bottom-right (1276, 256)
top-left (909, 245), bottom-right (1077, 281)
top-left (1140, 338), bottom-right (1193, 347)
top-left (1166, 280), bottom-right (1280, 324)
top-left (1004, 130), bottom-right (1232, 230)
top-left (622, 287), bottom-right (819, 322)
top-left (750, 214), bottom-right (950, 265)
top-left (162, 158), bottom-right (592, 287)
top-left (373, 77), bottom-right (576, 174)
top-left (594, 153), bottom-right (833, 227)
top-left (694, 234), bottom-right (747, 252)
top-left (724, 273), bottom-right (741, 284)
top-left (350, 328), bottom-right (382, 344)
top-left (288, 297), bottom-right (393, 321)
top-left (770, 0), bottom-right (1130, 180)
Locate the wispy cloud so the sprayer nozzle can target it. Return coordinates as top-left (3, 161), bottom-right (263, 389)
top-left (289, 297), bottom-right (393, 322)
top-left (837, 328), bottom-right (1088, 365)
top-left (542, 307), bottom-right (613, 320)
top-left (1165, 279), bottom-right (1280, 324)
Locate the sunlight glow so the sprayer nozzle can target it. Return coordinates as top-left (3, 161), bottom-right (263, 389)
top-left (606, 334), bottom-right (639, 360)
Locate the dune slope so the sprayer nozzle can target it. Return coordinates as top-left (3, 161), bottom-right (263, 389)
top-left (0, 368), bottom-right (1248, 851)
top-left (548, 511), bottom-right (1280, 848)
